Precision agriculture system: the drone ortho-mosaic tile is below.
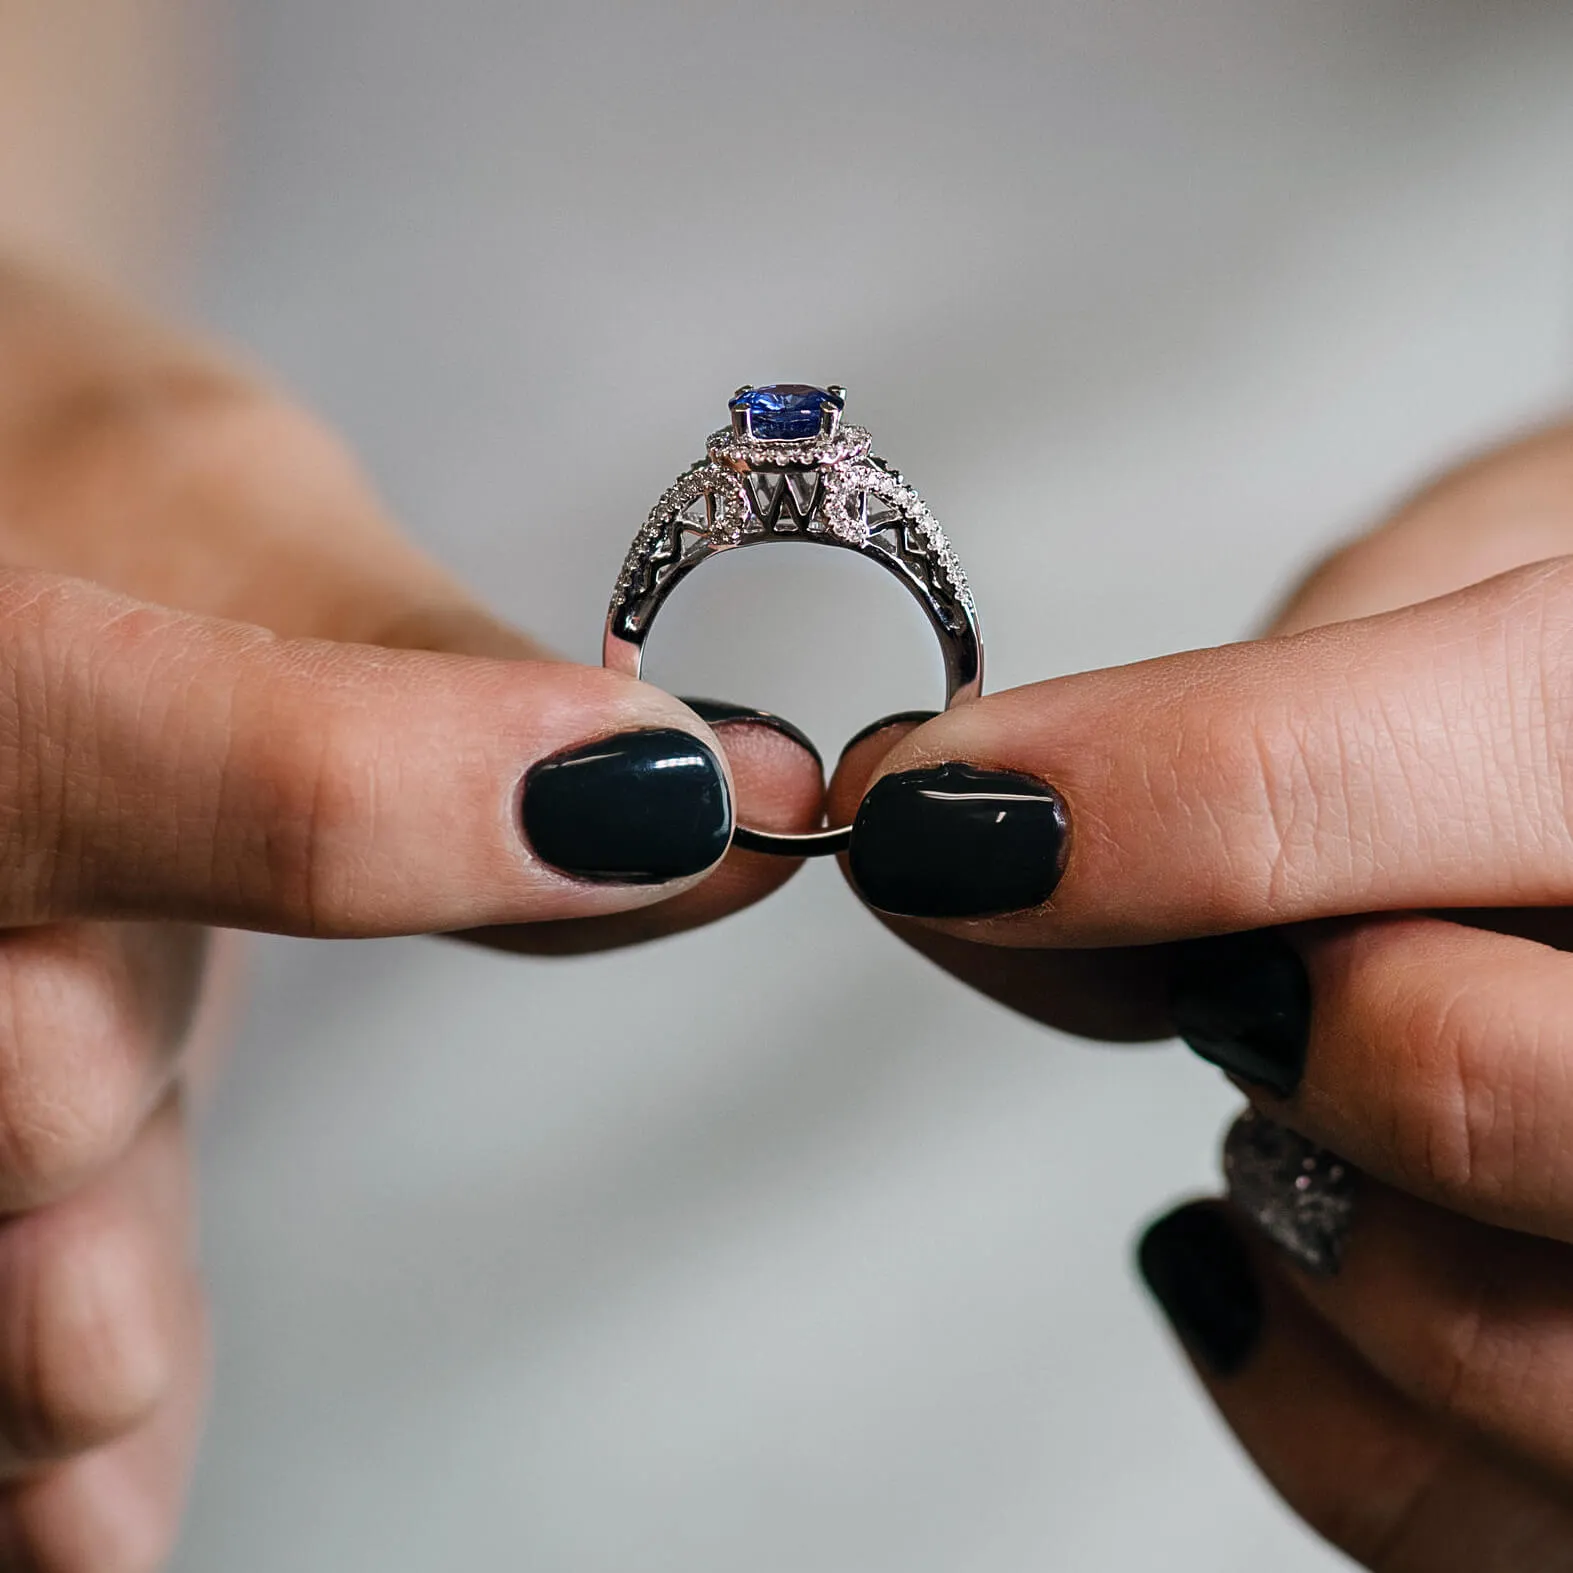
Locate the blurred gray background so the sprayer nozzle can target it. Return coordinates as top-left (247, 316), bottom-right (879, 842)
top-left (179, 3), bottom-right (1573, 1568)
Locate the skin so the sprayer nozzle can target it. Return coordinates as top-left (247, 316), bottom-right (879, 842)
top-left (0, 0), bottom-right (207, 294)
top-left (12, 6), bottom-right (1573, 1568)
top-left (0, 10), bottom-right (826, 1567)
top-left (833, 421), bottom-right (1573, 1567)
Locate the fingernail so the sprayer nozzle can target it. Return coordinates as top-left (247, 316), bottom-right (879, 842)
top-left (1224, 1109), bottom-right (1356, 1278)
top-left (838, 710), bottom-right (940, 763)
top-left (522, 728), bottom-right (731, 884)
top-left (848, 764), bottom-right (1069, 919)
top-left (679, 697), bottom-right (822, 768)
top-left (1138, 1203), bottom-right (1262, 1378)
top-left (1170, 930), bottom-right (1311, 1098)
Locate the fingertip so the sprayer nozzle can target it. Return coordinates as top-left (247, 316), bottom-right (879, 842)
top-left (679, 696), bottom-right (823, 770)
top-left (838, 709), bottom-right (942, 765)
top-left (675, 697), bottom-right (826, 845)
top-left (1137, 1200), bottom-right (1263, 1379)
top-left (520, 727), bottom-right (734, 887)
top-left (466, 698), bottom-right (828, 955)
top-left (1169, 930), bottom-right (1311, 1099)
top-left (827, 710), bottom-right (939, 829)
top-left (846, 763), bottom-right (1070, 921)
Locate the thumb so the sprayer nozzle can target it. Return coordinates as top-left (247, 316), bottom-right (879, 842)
top-left (0, 277), bottom-right (827, 942)
top-left (0, 571), bottom-right (738, 934)
top-left (842, 556), bottom-right (1573, 944)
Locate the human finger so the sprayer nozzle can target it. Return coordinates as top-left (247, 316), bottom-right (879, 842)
top-left (0, 268), bottom-right (832, 945)
top-left (1179, 915), bottom-right (1573, 1242)
top-left (843, 558), bottom-right (1573, 944)
top-left (0, 923), bottom-right (205, 1211)
top-left (0, 571), bottom-right (755, 933)
top-left (0, 1098), bottom-right (205, 1572)
top-left (829, 709), bottom-right (1175, 1040)
top-left (828, 427), bottom-right (1573, 1033)
top-left (467, 696), bottom-right (825, 955)
top-left (1139, 1202), bottom-right (1573, 1571)
top-left (0, 1097), bottom-right (196, 1481)
top-left (1226, 1112), bottom-right (1573, 1490)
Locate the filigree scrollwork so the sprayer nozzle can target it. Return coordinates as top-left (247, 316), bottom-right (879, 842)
top-left (608, 447), bottom-right (972, 645)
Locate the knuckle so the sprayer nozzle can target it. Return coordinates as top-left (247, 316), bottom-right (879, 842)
top-left (142, 382), bottom-right (379, 546)
top-left (1175, 686), bottom-right (1357, 917)
top-left (0, 571), bottom-right (214, 925)
top-left (1381, 959), bottom-right (1562, 1224)
top-left (1400, 1293), bottom-right (1549, 1455)
top-left (1331, 919), bottom-right (1514, 1215)
top-left (20, 348), bottom-right (245, 455)
top-left (1282, 1441), bottom-right (1442, 1572)
top-left (9, 349), bottom-right (383, 614)
top-left (0, 959), bottom-right (147, 1210)
top-left (220, 669), bottom-right (375, 936)
top-left (1247, 699), bottom-right (1348, 911)
top-left (0, 950), bottom-right (149, 1208)
top-left (1392, 1275), bottom-right (1493, 1424)
top-left (15, 353), bottom-right (292, 523)
top-left (3, 1224), bottom-right (173, 1461)
top-left (0, 575), bottom-right (95, 904)
top-left (0, 1084), bottom-right (132, 1213)
top-left (9, 1485), bottom-right (178, 1573)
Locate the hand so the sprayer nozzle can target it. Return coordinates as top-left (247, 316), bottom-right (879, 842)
top-left (0, 259), bottom-right (825, 1570)
top-left (832, 423), bottom-right (1573, 1568)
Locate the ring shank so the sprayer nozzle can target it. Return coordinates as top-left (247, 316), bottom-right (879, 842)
top-left (605, 525), bottom-right (982, 858)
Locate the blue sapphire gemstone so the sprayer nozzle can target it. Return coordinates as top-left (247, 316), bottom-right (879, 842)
top-left (731, 383), bottom-right (843, 441)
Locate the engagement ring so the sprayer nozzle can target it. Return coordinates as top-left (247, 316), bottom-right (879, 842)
top-left (605, 384), bottom-right (983, 856)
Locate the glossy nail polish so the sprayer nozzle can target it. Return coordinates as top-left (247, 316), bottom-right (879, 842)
top-left (1170, 930), bottom-right (1311, 1098)
top-left (848, 763), bottom-right (1069, 919)
top-left (1224, 1109), bottom-right (1356, 1278)
top-left (838, 710), bottom-right (940, 763)
top-left (680, 697), bottom-right (822, 767)
top-left (1138, 1203), bottom-right (1262, 1377)
top-left (522, 728), bottom-right (730, 884)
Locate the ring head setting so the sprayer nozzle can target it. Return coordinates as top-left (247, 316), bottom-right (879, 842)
top-left (728, 383), bottom-right (845, 441)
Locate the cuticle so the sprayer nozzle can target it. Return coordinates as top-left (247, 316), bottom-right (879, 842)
top-left (838, 710), bottom-right (942, 763)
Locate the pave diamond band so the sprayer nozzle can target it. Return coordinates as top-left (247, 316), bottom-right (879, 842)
top-left (604, 384), bottom-right (984, 857)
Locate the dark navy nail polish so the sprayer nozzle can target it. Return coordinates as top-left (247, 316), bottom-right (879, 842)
top-left (679, 697), bottom-right (821, 767)
top-left (838, 710), bottom-right (940, 762)
top-left (1171, 931), bottom-right (1311, 1098)
top-left (522, 728), bottom-right (731, 884)
top-left (1138, 1203), bottom-right (1262, 1378)
top-left (848, 763), bottom-right (1069, 918)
